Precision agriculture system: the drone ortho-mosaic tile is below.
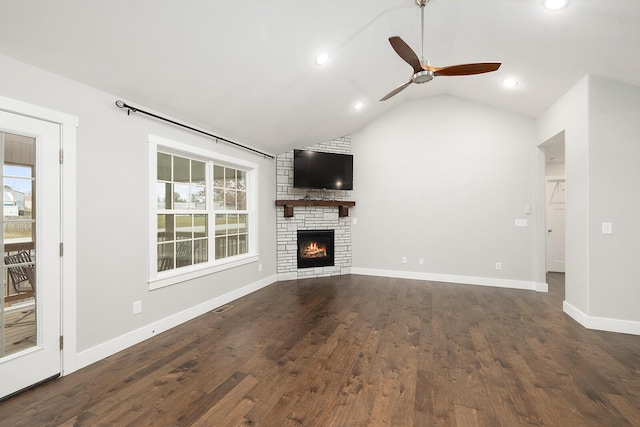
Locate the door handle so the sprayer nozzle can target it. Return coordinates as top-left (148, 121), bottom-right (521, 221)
top-left (547, 229), bottom-right (553, 232)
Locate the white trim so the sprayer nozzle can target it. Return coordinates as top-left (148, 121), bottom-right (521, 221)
top-left (77, 273), bottom-right (277, 369)
top-left (0, 96), bottom-right (78, 128)
top-left (277, 272), bottom-right (298, 281)
top-left (351, 267), bottom-right (541, 291)
top-left (148, 139), bottom-right (157, 280)
top-left (149, 134), bottom-right (258, 170)
top-left (149, 255), bottom-right (259, 290)
top-left (60, 121), bottom-right (77, 375)
top-left (0, 96), bottom-right (78, 376)
top-left (535, 282), bottom-right (549, 292)
top-left (563, 301), bottom-right (640, 336)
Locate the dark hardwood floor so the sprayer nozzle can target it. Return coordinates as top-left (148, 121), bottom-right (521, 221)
top-left (1, 273), bottom-right (639, 426)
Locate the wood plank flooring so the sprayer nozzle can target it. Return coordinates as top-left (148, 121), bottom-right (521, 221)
top-left (1, 273), bottom-right (639, 426)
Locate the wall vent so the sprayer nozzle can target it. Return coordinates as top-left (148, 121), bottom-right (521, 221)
top-left (212, 304), bottom-right (233, 314)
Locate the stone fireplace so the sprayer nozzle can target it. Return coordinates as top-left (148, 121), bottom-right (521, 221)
top-left (276, 136), bottom-right (353, 280)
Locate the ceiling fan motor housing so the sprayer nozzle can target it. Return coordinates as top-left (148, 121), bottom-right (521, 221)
top-left (412, 70), bottom-right (434, 84)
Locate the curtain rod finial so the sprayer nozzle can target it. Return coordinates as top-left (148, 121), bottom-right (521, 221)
top-left (115, 100), bottom-right (126, 108)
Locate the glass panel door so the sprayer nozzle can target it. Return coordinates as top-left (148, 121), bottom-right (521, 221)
top-left (0, 110), bottom-right (61, 400)
top-left (1, 132), bottom-right (36, 357)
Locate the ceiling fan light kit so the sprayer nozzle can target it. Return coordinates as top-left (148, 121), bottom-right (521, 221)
top-left (412, 70), bottom-right (434, 84)
top-left (380, 0), bottom-right (501, 101)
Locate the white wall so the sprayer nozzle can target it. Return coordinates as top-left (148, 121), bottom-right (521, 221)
top-left (0, 53), bottom-right (277, 364)
top-left (537, 75), bottom-right (640, 333)
top-left (350, 95), bottom-right (539, 288)
top-left (588, 75), bottom-right (640, 322)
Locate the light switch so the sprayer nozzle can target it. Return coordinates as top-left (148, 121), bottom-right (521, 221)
top-left (515, 219), bottom-right (528, 227)
top-left (524, 205), bottom-right (531, 215)
top-left (602, 222), bottom-right (613, 235)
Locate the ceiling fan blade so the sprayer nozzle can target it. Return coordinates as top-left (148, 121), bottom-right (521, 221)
top-left (380, 80), bottom-right (413, 101)
top-left (432, 62), bottom-right (502, 76)
top-left (388, 36), bottom-right (423, 74)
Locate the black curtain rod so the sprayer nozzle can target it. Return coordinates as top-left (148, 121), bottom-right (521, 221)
top-left (115, 100), bottom-right (275, 159)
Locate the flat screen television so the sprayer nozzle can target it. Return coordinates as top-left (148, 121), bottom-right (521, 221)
top-left (293, 149), bottom-right (353, 190)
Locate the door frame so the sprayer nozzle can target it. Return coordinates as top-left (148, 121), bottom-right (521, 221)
top-left (0, 95), bottom-right (78, 376)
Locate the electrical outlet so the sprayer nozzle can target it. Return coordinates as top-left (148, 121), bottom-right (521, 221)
top-left (402, 256), bottom-right (407, 264)
top-left (419, 258), bottom-right (424, 265)
top-left (496, 262), bottom-right (502, 271)
top-left (602, 222), bottom-right (613, 235)
top-left (133, 300), bottom-right (142, 315)
top-left (258, 263), bottom-right (263, 272)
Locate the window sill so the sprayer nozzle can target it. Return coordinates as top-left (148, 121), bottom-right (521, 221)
top-left (148, 254), bottom-right (259, 290)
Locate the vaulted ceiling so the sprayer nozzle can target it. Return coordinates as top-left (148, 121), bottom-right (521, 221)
top-left (1, 0), bottom-right (638, 155)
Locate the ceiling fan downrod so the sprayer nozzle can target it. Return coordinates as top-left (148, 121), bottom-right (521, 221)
top-left (417, 0), bottom-right (428, 66)
top-left (413, 0), bottom-right (433, 85)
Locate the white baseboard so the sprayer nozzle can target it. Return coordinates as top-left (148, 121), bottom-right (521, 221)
top-left (563, 301), bottom-right (640, 336)
top-left (535, 282), bottom-right (549, 292)
top-left (76, 274), bottom-right (277, 370)
top-left (277, 272), bottom-right (297, 281)
top-left (351, 267), bottom-right (543, 292)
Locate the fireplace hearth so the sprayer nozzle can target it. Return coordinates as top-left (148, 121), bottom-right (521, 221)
top-left (297, 230), bottom-right (335, 269)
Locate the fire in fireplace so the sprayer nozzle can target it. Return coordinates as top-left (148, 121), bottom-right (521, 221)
top-left (297, 230), bottom-right (335, 269)
top-left (301, 241), bottom-right (327, 258)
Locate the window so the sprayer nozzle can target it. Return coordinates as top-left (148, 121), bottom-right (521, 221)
top-left (156, 153), bottom-right (208, 271)
top-left (213, 166), bottom-right (249, 259)
top-left (149, 135), bottom-right (258, 289)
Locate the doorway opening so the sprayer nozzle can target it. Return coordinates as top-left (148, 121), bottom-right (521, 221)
top-left (540, 131), bottom-right (566, 294)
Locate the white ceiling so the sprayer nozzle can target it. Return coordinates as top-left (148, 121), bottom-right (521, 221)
top-left (0, 0), bottom-right (638, 155)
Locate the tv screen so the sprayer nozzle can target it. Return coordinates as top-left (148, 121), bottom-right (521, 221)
top-left (293, 149), bottom-right (353, 190)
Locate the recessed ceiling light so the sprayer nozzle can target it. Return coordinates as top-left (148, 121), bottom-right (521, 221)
top-left (502, 78), bottom-right (518, 89)
top-left (542, 0), bottom-right (569, 10)
top-left (353, 102), bottom-right (364, 111)
top-left (315, 52), bottom-right (330, 65)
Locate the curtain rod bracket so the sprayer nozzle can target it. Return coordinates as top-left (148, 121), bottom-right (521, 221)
top-left (114, 100), bottom-right (274, 159)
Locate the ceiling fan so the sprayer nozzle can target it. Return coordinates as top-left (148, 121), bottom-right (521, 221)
top-left (380, 0), bottom-right (501, 101)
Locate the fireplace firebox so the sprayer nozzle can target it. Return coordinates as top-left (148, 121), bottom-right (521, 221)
top-left (297, 230), bottom-right (335, 269)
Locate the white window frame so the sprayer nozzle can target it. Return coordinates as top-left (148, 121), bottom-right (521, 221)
top-left (148, 134), bottom-right (259, 290)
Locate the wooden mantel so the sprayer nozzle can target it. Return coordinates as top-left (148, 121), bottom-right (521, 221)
top-left (275, 199), bottom-right (356, 218)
